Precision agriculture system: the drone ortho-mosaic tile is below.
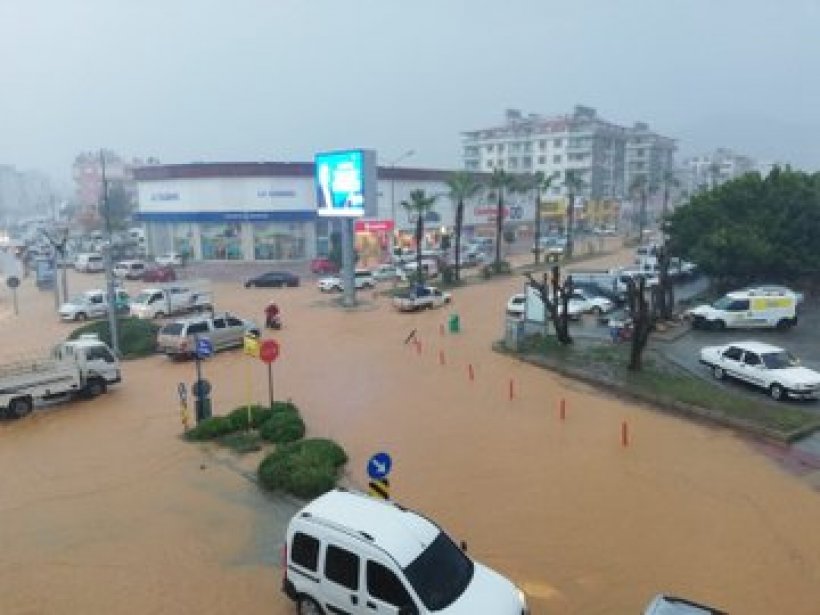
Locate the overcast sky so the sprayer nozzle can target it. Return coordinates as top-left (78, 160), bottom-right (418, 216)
top-left (2, 0), bottom-right (819, 186)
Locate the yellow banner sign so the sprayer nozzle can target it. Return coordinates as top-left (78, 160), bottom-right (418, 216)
top-left (243, 335), bottom-right (260, 358)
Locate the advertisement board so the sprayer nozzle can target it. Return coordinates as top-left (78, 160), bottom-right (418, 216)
top-left (315, 150), bottom-right (376, 217)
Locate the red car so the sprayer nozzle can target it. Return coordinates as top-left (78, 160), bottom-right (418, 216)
top-left (310, 257), bottom-right (338, 274)
top-left (141, 265), bottom-right (177, 282)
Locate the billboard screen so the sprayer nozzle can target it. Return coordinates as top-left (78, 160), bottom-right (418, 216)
top-left (315, 150), bottom-right (371, 217)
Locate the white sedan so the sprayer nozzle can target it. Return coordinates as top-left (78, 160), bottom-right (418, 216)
top-left (507, 292), bottom-right (587, 320)
top-left (506, 294), bottom-right (526, 319)
top-left (699, 341), bottom-right (820, 401)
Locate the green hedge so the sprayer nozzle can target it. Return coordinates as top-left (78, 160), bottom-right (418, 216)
top-left (258, 438), bottom-right (348, 498)
top-left (228, 404), bottom-right (275, 430)
top-left (69, 317), bottom-right (159, 359)
top-left (185, 416), bottom-right (236, 441)
top-left (259, 410), bottom-right (305, 443)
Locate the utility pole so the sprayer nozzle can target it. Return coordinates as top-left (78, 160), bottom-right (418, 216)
top-left (101, 150), bottom-right (121, 356)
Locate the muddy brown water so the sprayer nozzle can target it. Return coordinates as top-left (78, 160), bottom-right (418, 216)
top-left (2, 253), bottom-right (820, 614)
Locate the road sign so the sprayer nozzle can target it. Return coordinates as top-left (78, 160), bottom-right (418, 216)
top-left (367, 452), bottom-right (392, 480)
top-left (191, 378), bottom-right (211, 399)
top-left (177, 382), bottom-right (187, 403)
top-left (368, 478), bottom-right (390, 500)
top-left (6, 276), bottom-right (20, 289)
top-left (259, 339), bottom-right (280, 364)
top-left (243, 334), bottom-right (260, 358)
top-left (195, 337), bottom-right (213, 359)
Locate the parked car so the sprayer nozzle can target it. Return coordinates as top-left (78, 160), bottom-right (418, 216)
top-left (506, 293), bottom-right (526, 319)
top-left (310, 257), bottom-right (339, 274)
top-left (157, 313), bottom-right (260, 359)
top-left (282, 489), bottom-right (530, 615)
top-left (318, 270), bottom-right (376, 292)
top-left (155, 252), bottom-right (184, 267)
top-left (371, 263), bottom-right (407, 282)
top-left (113, 260), bottom-right (147, 280)
top-left (393, 285), bottom-right (452, 312)
top-left (74, 253), bottom-right (104, 273)
top-left (572, 281), bottom-right (624, 305)
top-left (570, 289), bottom-right (614, 314)
top-left (687, 289), bottom-right (797, 331)
top-left (59, 289), bottom-right (130, 321)
top-left (740, 284), bottom-right (804, 306)
top-left (142, 265), bottom-right (177, 283)
top-left (644, 594), bottom-right (727, 614)
top-left (699, 340), bottom-right (820, 401)
top-left (244, 271), bottom-right (300, 288)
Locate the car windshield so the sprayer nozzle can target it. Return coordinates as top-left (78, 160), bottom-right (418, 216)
top-left (133, 291), bottom-right (153, 304)
top-left (402, 532), bottom-right (474, 611)
top-left (160, 323), bottom-right (184, 336)
top-left (712, 297), bottom-right (734, 310)
top-left (68, 295), bottom-right (89, 304)
top-left (761, 351), bottom-right (800, 369)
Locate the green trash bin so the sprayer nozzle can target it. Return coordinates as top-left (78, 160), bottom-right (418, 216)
top-left (448, 313), bottom-right (460, 334)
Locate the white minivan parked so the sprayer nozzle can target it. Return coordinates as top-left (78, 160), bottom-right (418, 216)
top-left (282, 489), bottom-right (529, 615)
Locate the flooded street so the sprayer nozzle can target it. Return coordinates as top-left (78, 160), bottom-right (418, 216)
top-left (2, 256), bottom-right (820, 614)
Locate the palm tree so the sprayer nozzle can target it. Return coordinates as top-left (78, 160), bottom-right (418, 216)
top-left (629, 174), bottom-right (649, 240)
top-left (661, 170), bottom-right (680, 220)
top-left (486, 168), bottom-right (521, 265)
top-left (401, 189), bottom-right (437, 284)
top-left (563, 170), bottom-right (585, 259)
top-left (526, 171), bottom-right (559, 265)
top-left (445, 171), bottom-right (481, 281)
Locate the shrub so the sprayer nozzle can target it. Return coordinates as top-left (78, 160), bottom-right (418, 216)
top-left (481, 260), bottom-right (512, 279)
top-left (69, 317), bottom-right (159, 359)
top-left (228, 404), bottom-right (275, 430)
top-left (219, 431), bottom-right (262, 453)
top-left (185, 416), bottom-right (236, 441)
top-left (272, 400), bottom-right (299, 414)
top-left (257, 438), bottom-right (348, 498)
top-left (259, 410), bottom-right (305, 443)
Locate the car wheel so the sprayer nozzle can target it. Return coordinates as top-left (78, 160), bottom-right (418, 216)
top-left (712, 320), bottom-right (726, 331)
top-left (590, 306), bottom-right (602, 315)
top-left (712, 365), bottom-right (725, 380)
top-left (297, 597), bottom-right (324, 615)
top-left (155, 311), bottom-right (165, 319)
top-left (770, 384), bottom-right (785, 401)
top-left (75, 312), bottom-right (88, 321)
top-left (9, 396), bottom-right (33, 419)
top-left (776, 319), bottom-right (791, 331)
top-left (86, 379), bottom-right (106, 398)
top-left (245, 282), bottom-right (255, 288)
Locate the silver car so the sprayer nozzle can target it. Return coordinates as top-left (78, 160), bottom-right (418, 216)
top-left (157, 313), bottom-right (259, 359)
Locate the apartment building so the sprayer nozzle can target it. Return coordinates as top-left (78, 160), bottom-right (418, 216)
top-left (463, 106), bottom-right (676, 203)
top-left (679, 148), bottom-right (760, 195)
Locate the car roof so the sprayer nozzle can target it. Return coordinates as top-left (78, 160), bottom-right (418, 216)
top-left (297, 490), bottom-right (439, 567)
top-left (724, 341), bottom-right (785, 354)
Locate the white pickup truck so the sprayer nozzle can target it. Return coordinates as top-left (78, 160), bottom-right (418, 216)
top-left (129, 281), bottom-right (213, 319)
top-left (699, 340), bottom-right (820, 401)
top-left (0, 336), bottom-right (121, 418)
top-left (393, 286), bottom-right (452, 312)
top-left (59, 289), bottom-right (130, 322)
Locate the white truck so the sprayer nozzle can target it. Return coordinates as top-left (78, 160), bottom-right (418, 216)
top-left (0, 336), bottom-right (121, 418)
top-left (393, 285), bottom-right (452, 312)
top-left (129, 281), bottom-right (213, 320)
top-left (59, 288), bottom-right (130, 322)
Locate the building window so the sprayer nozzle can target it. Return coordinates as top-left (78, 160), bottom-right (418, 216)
top-left (254, 222), bottom-right (306, 260)
top-left (522, 157), bottom-right (532, 168)
top-left (486, 144), bottom-right (494, 152)
top-left (497, 144), bottom-right (505, 153)
top-left (200, 223), bottom-right (243, 260)
top-left (539, 140), bottom-right (546, 151)
top-left (553, 155), bottom-right (562, 164)
top-left (509, 158), bottom-right (519, 169)
top-left (554, 139), bottom-right (563, 147)
top-left (486, 160), bottom-right (494, 169)
top-left (537, 156), bottom-right (546, 164)
top-left (172, 223), bottom-right (195, 259)
top-left (511, 143), bottom-right (520, 153)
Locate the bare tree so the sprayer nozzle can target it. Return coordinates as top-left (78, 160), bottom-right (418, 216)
top-left (525, 265), bottom-right (574, 345)
top-left (653, 245), bottom-right (675, 321)
top-left (626, 277), bottom-right (654, 370)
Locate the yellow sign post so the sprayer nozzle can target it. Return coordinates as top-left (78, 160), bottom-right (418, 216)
top-left (243, 335), bottom-right (260, 428)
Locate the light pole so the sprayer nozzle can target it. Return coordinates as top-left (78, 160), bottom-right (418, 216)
top-left (100, 150), bottom-right (121, 357)
top-left (388, 149), bottom-right (415, 252)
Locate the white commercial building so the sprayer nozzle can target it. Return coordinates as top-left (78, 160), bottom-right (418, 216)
top-left (133, 162), bottom-right (537, 264)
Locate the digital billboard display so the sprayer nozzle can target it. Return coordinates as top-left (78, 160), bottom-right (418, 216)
top-left (315, 150), bottom-right (373, 217)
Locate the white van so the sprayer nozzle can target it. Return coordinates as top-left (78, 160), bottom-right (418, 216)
top-left (687, 289), bottom-right (797, 330)
top-left (403, 258), bottom-right (440, 279)
top-left (74, 253), bottom-right (104, 273)
top-left (282, 489), bottom-right (529, 615)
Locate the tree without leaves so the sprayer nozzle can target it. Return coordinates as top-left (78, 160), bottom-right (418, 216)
top-left (525, 265), bottom-right (573, 345)
top-left (653, 245), bottom-right (675, 321)
top-left (445, 171), bottom-right (481, 282)
top-left (564, 170), bottom-right (585, 259)
top-left (401, 189), bottom-right (437, 284)
top-left (626, 276), bottom-right (653, 371)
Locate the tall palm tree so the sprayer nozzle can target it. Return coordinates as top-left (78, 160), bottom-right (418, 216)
top-left (486, 168), bottom-right (520, 265)
top-left (563, 169), bottom-right (585, 259)
top-left (401, 189), bottom-right (437, 284)
top-left (629, 174), bottom-right (649, 240)
top-left (527, 171), bottom-right (559, 265)
top-left (445, 171), bottom-right (481, 281)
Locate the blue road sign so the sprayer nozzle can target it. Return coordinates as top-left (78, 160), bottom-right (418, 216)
top-left (367, 452), bottom-right (392, 480)
top-left (195, 337), bottom-right (213, 358)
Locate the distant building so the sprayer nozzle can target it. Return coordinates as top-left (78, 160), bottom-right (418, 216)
top-left (679, 148), bottom-right (760, 195)
top-left (71, 151), bottom-right (160, 214)
top-left (0, 165), bottom-right (58, 221)
top-left (462, 105), bottom-right (676, 203)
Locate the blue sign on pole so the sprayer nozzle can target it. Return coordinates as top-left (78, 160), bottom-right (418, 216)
top-left (367, 452), bottom-right (392, 480)
top-left (195, 338), bottom-right (213, 359)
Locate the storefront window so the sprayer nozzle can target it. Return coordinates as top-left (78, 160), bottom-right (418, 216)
top-left (315, 219), bottom-right (330, 256)
top-left (172, 223), bottom-right (195, 258)
top-left (254, 223), bottom-right (306, 261)
top-left (201, 223), bottom-right (243, 260)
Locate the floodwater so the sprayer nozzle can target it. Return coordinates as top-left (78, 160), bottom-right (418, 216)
top-left (2, 252), bottom-right (820, 614)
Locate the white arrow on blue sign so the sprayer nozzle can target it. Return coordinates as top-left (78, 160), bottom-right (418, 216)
top-left (367, 452), bottom-right (392, 480)
top-left (195, 338), bottom-right (213, 358)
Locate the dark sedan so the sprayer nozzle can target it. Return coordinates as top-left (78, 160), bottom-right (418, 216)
top-left (244, 271), bottom-right (300, 288)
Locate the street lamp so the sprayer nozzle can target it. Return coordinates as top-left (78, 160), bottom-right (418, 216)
top-left (388, 149), bottom-right (415, 250)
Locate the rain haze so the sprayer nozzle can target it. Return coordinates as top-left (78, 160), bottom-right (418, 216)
top-left (1, 0), bottom-right (819, 181)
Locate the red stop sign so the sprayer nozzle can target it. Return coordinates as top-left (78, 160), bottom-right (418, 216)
top-left (259, 339), bottom-right (280, 364)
